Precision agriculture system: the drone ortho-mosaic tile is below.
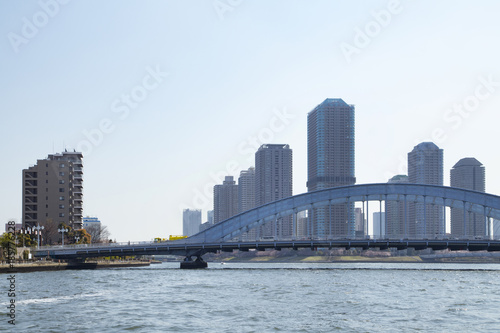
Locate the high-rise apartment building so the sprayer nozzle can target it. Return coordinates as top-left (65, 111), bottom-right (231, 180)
top-left (183, 209), bottom-right (202, 236)
top-left (255, 144), bottom-right (293, 237)
top-left (238, 167), bottom-right (256, 240)
top-left (408, 142), bottom-right (444, 237)
top-left (213, 176), bottom-right (239, 224)
top-left (354, 207), bottom-right (365, 237)
top-left (22, 151), bottom-right (83, 230)
top-left (82, 216), bottom-right (101, 230)
top-left (450, 158), bottom-right (486, 237)
top-left (385, 175), bottom-right (409, 237)
top-left (372, 212), bottom-right (386, 238)
top-left (238, 167), bottom-right (256, 213)
top-left (307, 98), bottom-right (355, 237)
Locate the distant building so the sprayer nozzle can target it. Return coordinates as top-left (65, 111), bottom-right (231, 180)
top-left (450, 158), bottom-right (486, 237)
top-left (207, 210), bottom-right (214, 225)
top-left (199, 221), bottom-right (211, 232)
top-left (238, 167), bottom-right (256, 213)
top-left (213, 176), bottom-right (239, 224)
top-left (82, 216), bottom-right (101, 230)
top-left (296, 211), bottom-right (309, 238)
top-left (22, 151), bottom-right (84, 230)
top-left (255, 144), bottom-right (293, 238)
top-left (307, 98), bottom-right (355, 237)
top-left (183, 209), bottom-right (201, 237)
top-left (493, 219), bottom-right (500, 240)
top-left (408, 142), bottom-right (443, 237)
top-left (372, 212), bottom-right (386, 238)
top-left (238, 167), bottom-right (256, 239)
top-left (385, 175), bottom-right (409, 237)
top-left (4, 223), bottom-right (22, 232)
top-left (354, 207), bottom-right (364, 233)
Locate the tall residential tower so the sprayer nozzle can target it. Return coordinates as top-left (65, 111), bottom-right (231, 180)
top-left (22, 151), bottom-right (84, 230)
top-left (408, 142), bottom-right (444, 237)
top-left (307, 98), bottom-right (355, 237)
top-left (213, 176), bottom-right (239, 224)
top-left (255, 144), bottom-right (293, 237)
top-left (450, 158), bottom-right (485, 237)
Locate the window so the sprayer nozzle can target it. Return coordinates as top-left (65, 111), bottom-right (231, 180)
top-left (59, 196), bottom-right (65, 201)
top-left (46, 204), bottom-right (48, 208)
top-left (59, 180), bottom-right (65, 184)
top-left (59, 205), bottom-right (65, 209)
top-left (59, 188), bottom-right (65, 193)
top-left (59, 163), bottom-right (65, 168)
top-left (59, 172), bottom-right (65, 176)
top-left (59, 213), bottom-right (65, 217)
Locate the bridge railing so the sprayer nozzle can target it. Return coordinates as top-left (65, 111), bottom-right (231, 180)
top-left (35, 234), bottom-right (498, 252)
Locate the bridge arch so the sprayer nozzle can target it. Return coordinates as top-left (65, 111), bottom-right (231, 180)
top-left (188, 183), bottom-right (500, 243)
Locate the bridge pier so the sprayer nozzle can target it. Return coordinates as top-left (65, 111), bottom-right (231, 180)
top-left (180, 255), bottom-right (208, 269)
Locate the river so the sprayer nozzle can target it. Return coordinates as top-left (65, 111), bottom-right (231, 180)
top-left (2, 262), bottom-right (500, 332)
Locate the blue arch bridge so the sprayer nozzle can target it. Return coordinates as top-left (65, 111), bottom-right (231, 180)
top-left (34, 183), bottom-right (500, 268)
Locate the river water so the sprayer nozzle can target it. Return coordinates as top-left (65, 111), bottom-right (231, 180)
top-left (2, 262), bottom-right (500, 332)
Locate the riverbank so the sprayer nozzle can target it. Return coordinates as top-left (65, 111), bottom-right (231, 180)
top-left (0, 260), bottom-right (150, 273)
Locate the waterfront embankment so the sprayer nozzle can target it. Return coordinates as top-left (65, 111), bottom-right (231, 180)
top-left (0, 260), bottom-right (150, 273)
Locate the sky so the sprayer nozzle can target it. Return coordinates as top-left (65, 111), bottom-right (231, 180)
top-left (1, 0), bottom-right (500, 242)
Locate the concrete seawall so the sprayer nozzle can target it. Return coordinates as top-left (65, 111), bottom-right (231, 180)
top-left (0, 260), bottom-right (150, 273)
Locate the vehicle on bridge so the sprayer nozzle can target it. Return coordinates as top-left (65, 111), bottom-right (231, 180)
top-left (169, 235), bottom-right (187, 241)
top-left (153, 235), bottom-right (188, 242)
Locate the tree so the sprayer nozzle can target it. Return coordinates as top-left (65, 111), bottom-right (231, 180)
top-left (0, 233), bottom-right (16, 260)
top-left (43, 218), bottom-right (60, 245)
top-left (15, 232), bottom-right (37, 248)
top-left (86, 224), bottom-right (111, 244)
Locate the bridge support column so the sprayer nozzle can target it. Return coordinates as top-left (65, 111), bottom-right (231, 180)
top-left (463, 201), bottom-right (467, 238)
top-left (366, 199), bottom-right (369, 238)
top-left (404, 195), bottom-right (407, 238)
top-left (423, 196), bottom-right (427, 238)
top-left (379, 198), bottom-right (383, 238)
top-left (329, 200), bottom-right (332, 239)
top-left (484, 206), bottom-right (488, 239)
top-left (443, 203), bottom-right (446, 237)
top-left (180, 255), bottom-right (207, 269)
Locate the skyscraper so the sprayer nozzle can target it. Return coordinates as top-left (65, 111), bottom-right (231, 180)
top-left (238, 167), bottom-right (256, 213)
top-left (255, 144), bottom-right (293, 237)
top-left (307, 98), bottom-right (355, 237)
top-left (450, 158), bottom-right (486, 237)
top-left (385, 175), bottom-right (409, 237)
top-left (22, 151), bottom-right (84, 230)
top-left (408, 142), bottom-right (444, 237)
top-left (238, 167), bottom-right (256, 240)
top-left (183, 209), bottom-right (201, 237)
top-left (213, 176), bottom-right (239, 224)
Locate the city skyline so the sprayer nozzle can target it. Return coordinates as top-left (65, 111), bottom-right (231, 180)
top-left (2, 1), bottom-right (500, 242)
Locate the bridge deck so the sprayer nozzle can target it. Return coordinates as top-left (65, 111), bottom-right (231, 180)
top-left (34, 239), bottom-right (500, 260)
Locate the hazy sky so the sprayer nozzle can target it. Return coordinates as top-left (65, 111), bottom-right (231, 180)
top-left (2, 0), bottom-right (500, 241)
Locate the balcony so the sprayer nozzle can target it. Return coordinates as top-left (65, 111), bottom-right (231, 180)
top-left (24, 180), bottom-right (38, 187)
top-left (25, 197), bottom-right (38, 203)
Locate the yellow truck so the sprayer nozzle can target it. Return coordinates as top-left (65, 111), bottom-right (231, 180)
top-left (169, 235), bottom-right (188, 241)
